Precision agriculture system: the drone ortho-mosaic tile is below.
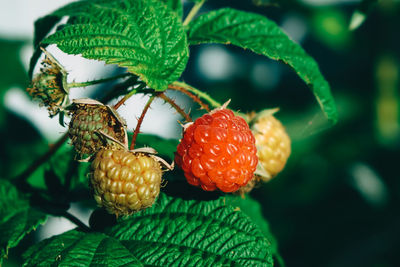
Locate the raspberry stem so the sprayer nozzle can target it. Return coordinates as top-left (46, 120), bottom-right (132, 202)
top-left (62, 211), bottom-right (91, 232)
top-left (113, 82), bottom-right (147, 110)
top-left (157, 92), bottom-right (193, 122)
top-left (171, 81), bottom-right (222, 108)
top-left (130, 95), bottom-right (156, 150)
top-left (68, 73), bottom-right (132, 88)
top-left (168, 84), bottom-right (210, 112)
top-left (183, 0), bottom-right (206, 26)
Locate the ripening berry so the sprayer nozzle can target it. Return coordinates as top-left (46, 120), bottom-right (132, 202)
top-left (175, 109), bottom-right (258, 193)
top-left (252, 113), bottom-right (291, 181)
top-left (26, 49), bottom-right (69, 116)
top-left (68, 99), bottom-right (127, 157)
top-left (91, 148), bottom-right (162, 216)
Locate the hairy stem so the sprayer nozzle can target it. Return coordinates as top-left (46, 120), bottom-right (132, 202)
top-left (68, 73), bottom-right (131, 88)
top-left (168, 84), bottom-right (210, 112)
top-left (130, 95), bottom-right (156, 150)
top-left (172, 81), bottom-right (221, 108)
top-left (158, 92), bottom-right (192, 122)
top-left (113, 82), bottom-right (148, 110)
top-left (183, 0), bottom-right (206, 26)
top-left (62, 211), bottom-right (91, 232)
top-left (15, 133), bottom-right (69, 183)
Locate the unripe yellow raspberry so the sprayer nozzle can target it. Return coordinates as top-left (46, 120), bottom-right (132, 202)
top-left (252, 113), bottom-right (291, 181)
top-left (90, 148), bottom-right (162, 216)
top-left (235, 112), bottom-right (291, 196)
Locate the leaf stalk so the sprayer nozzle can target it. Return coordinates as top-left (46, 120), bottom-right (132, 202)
top-left (183, 0), bottom-right (206, 26)
top-left (168, 83), bottom-right (210, 112)
top-left (157, 92), bottom-right (193, 122)
top-left (172, 81), bottom-right (221, 108)
top-left (113, 82), bottom-right (147, 110)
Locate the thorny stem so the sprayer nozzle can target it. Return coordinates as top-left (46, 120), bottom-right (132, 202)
top-left (158, 92), bottom-right (193, 122)
top-left (15, 133), bottom-right (69, 184)
top-left (114, 82), bottom-right (149, 110)
top-left (62, 211), bottom-right (91, 232)
top-left (183, 0), bottom-right (206, 26)
top-left (113, 82), bottom-right (147, 110)
top-left (168, 84), bottom-right (210, 112)
top-left (172, 81), bottom-right (222, 108)
top-left (68, 73), bottom-right (131, 88)
top-left (130, 95), bottom-right (156, 150)
top-left (113, 89), bottom-right (137, 110)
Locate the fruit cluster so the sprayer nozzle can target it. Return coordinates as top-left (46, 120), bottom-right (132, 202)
top-left (28, 49), bottom-right (291, 216)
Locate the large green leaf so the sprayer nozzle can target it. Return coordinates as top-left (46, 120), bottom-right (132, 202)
top-left (0, 180), bottom-right (47, 263)
top-left (32, 0), bottom-right (189, 91)
top-left (226, 195), bottom-right (284, 266)
top-left (23, 193), bottom-right (273, 266)
top-left (187, 8), bottom-right (338, 124)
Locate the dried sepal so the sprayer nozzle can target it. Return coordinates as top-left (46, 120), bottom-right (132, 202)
top-left (27, 47), bottom-right (69, 117)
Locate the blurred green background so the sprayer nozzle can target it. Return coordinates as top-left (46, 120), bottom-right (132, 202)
top-left (1, 0), bottom-right (400, 266)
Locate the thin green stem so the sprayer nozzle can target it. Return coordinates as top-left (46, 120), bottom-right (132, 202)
top-left (68, 73), bottom-right (131, 88)
top-left (183, 0), bottom-right (206, 26)
top-left (130, 95), bottom-right (156, 150)
top-left (172, 81), bottom-right (221, 108)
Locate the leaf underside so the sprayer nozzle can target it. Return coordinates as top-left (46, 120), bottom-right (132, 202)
top-left (31, 0), bottom-right (189, 91)
top-left (187, 8), bottom-right (338, 124)
top-left (23, 193), bottom-right (273, 266)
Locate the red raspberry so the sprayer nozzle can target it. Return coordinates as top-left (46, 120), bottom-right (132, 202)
top-left (175, 109), bottom-right (258, 193)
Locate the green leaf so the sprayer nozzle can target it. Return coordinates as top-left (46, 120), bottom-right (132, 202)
top-left (35, 0), bottom-right (188, 91)
top-left (23, 230), bottom-right (142, 266)
top-left (162, 0), bottom-right (183, 18)
top-left (107, 193), bottom-right (273, 266)
top-left (24, 193), bottom-right (273, 266)
top-left (225, 195), bottom-right (284, 266)
top-left (29, 0), bottom-right (98, 78)
top-left (0, 180), bottom-right (47, 263)
top-left (187, 8), bottom-right (338, 124)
